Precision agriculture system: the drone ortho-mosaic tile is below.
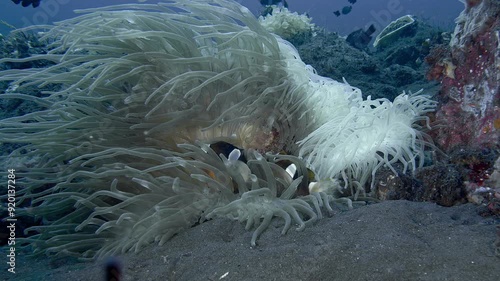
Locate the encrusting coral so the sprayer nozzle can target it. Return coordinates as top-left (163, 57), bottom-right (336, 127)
top-left (0, 0), bottom-right (435, 259)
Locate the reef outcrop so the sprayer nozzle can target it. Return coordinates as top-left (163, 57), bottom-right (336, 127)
top-left (429, 0), bottom-right (500, 152)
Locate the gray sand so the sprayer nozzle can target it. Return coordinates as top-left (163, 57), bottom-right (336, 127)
top-left (3, 200), bottom-right (499, 281)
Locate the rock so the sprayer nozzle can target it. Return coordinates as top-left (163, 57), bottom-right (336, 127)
top-left (429, 0), bottom-right (500, 152)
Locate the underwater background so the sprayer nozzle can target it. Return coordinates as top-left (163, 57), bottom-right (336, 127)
top-left (1, 0), bottom-right (499, 280)
top-left (0, 0), bottom-right (463, 37)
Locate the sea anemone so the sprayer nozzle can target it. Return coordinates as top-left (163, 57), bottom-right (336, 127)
top-left (258, 5), bottom-right (316, 40)
top-left (0, 0), bottom-right (435, 259)
top-left (299, 91), bottom-right (436, 190)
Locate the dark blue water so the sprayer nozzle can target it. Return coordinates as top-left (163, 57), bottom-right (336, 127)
top-left (0, 0), bottom-right (464, 38)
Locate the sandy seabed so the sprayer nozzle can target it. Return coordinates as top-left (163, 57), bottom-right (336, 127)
top-left (2, 200), bottom-right (499, 281)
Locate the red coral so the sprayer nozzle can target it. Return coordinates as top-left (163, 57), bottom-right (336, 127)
top-left (430, 0), bottom-right (500, 153)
